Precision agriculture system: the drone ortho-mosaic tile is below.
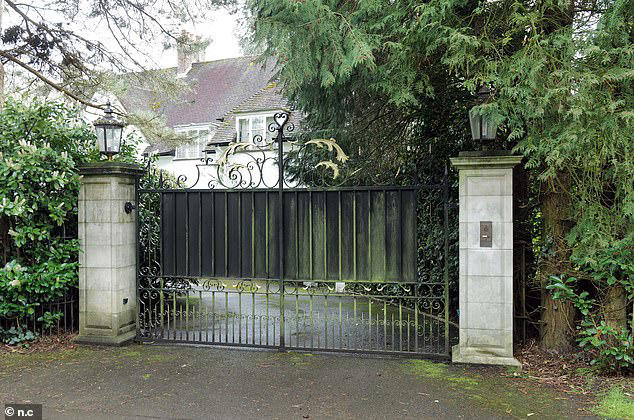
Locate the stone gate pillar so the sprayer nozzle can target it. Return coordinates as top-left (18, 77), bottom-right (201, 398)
top-left (450, 153), bottom-right (522, 367)
top-left (76, 162), bottom-right (143, 345)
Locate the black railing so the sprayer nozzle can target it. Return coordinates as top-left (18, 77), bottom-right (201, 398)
top-left (136, 112), bottom-right (455, 357)
top-left (0, 288), bottom-right (79, 337)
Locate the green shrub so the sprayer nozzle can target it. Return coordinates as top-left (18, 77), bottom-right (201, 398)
top-left (0, 98), bottom-right (98, 345)
top-left (0, 99), bottom-right (164, 347)
top-left (0, 258), bottom-right (77, 322)
top-left (0, 326), bottom-right (36, 348)
top-left (548, 269), bottom-right (634, 373)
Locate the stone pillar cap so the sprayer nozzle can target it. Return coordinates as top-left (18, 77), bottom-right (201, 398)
top-left (79, 161), bottom-right (145, 177)
top-left (450, 153), bottom-right (522, 170)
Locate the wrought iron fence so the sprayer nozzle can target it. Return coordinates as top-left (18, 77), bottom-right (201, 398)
top-left (138, 280), bottom-right (450, 356)
top-left (0, 288), bottom-right (79, 336)
top-left (136, 112), bottom-right (456, 357)
top-left (1, 221), bottom-right (79, 340)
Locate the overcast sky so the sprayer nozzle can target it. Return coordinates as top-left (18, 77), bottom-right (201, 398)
top-left (2, 3), bottom-right (245, 98)
top-left (160, 8), bottom-right (244, 67)
top-left (5, 3), bottom-right (244, 71)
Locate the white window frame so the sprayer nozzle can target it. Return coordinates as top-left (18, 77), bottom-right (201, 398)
top-left (235, 111), bottom-right (283, 144)
top-left (174, 125), bottom-right (212, 159)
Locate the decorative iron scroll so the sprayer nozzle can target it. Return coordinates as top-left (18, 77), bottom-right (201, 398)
top-left (135, 111), bottom-right (454, 356)
top-left (172, 111), bottom-right (297, 190)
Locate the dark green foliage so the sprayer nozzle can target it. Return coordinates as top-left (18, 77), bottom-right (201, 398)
top-left (0, 98), bottom-right (138, 346)
top-left (548, 273), bottom-right (634, 372)
top-left (0, 100), bottom-right (98, 338)
top-left (0, 325), bottom-right (36, 348)
top-left (246, 0), bottom-right (634, 360)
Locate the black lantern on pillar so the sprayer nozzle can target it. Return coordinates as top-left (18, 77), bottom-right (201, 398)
top-left (469, 85), bottom-right (498, 142)
top-left (93, 102), bottom-right (125, 160)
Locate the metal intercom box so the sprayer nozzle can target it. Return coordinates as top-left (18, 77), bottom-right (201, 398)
top-left (480, 221), bottom-right (492, 247)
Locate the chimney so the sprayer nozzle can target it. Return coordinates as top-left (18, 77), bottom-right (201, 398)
top-left (176, 31), bottom-right (204, 76)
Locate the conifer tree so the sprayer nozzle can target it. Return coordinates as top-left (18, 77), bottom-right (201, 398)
top-left (245, 0), bottom-right (634, 351)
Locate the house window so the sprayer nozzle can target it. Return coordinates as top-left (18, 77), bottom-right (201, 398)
top-left (236, 115), bottom-right (275, 143)
top-left (175, 129), bottom-right (210, 159)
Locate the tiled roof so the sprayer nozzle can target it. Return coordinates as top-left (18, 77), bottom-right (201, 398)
top-left (117, 56), bottom-right (279, 154)
top-left (209, 82), bottom-right (295, 147)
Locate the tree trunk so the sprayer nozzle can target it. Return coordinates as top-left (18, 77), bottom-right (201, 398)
top-left (539, 176), bottom-right (576, 352)
top-left (603, 285), bottom-right (627, 337)
top-left (541, 290), bottom-right (576, 351)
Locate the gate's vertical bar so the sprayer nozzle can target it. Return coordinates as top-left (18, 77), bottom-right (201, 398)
top-left (309, 191), bottom-right (313, 280)
top-left (252, 191), bottom-right (256, 279)
top-left (443, 164), bottom-right (450, 356)
top-left (225, 290), bottom-right (229, 343)
top-left (211, 192), bottom-right (215, 276)
top-left (368, 298), bottom-right (372, 350)
top-left (238, 193), bottom-right (242, 277)
top-left (185, 290), bottom-right (189, 341)
top-left (224, 192), bottom-right (228, 277)
top-left (238, 290), bottom-right (242, 343)
top-left (383, 302), bottom-right (387, 351)
top-left (339, 300), bottom-right (342, 349)
top-left (295, 190), bottom-right (299, 280)
top-left (169, 190), bottom-right (175, 274)
top-left (353, 193), bottom-right (357, 280)
top-left (309, 296), bottom-right (313, 348)
top-left (198, 192), bottom-right (202, 276)
top-left (324, 295), bottom-right (328, 348)
top-left (383, 189), bottom-right (387, 279)
top-left (185, 191), bottom-right (189, 277)
top-left (295, 292), bottom-right (299, 348)
top-left (353, 298), bottom-right (357, 349)
top-left (212, 291), bottom-right (216, 342)
top-left (368, 190), bottom-right (372, 281)
top-left (323, 192), bottom-right (327, 279)
top-left (265, 191), bottom-right (269, 278)
top-left (415, 287), bottom-right (419, 353)
top-left (277, 115), bottom-right (286, 350)
top-left (338, 191), bottom-right (342, 281)
top-left (172, 292), bottom-right (176, 340)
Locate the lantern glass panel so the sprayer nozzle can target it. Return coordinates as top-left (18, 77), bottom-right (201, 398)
top-left (110, 126), bottom-right (123, 152)
top-left (96, 126), bottom-right (107, 152)
top-left (469, 108), bottom-right (481, 140)
top-left (469, 108), bottom-right (498, 141)
top-left (481, 116), bottom-right (498, 140)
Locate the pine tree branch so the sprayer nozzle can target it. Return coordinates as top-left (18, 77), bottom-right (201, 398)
top-left (0, 49), bottom-right (106, 111)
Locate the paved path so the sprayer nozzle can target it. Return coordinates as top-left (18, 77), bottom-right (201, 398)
top-left (0, 344), bottom-right (592, 419)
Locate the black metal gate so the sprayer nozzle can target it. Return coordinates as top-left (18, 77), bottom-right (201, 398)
top-left (136, 114), bottom-right (454, 357)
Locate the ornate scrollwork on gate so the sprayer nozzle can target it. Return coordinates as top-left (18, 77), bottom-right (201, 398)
top-left (134, 109), bottom-right (454, 356)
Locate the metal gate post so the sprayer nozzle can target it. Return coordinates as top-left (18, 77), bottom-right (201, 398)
top-left (443, 164), bottom-right (450, 356)
top-left (276, 113), bottom-right (287, 350)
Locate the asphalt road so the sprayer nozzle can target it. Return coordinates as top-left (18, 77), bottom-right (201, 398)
top-left (0, 344), bottom-right (592, 419)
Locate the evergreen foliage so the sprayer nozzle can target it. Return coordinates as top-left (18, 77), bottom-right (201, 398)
top-left (245, 0), bottom-right (634, 359)
top-left (0, 99), bottom-right (97, 342)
